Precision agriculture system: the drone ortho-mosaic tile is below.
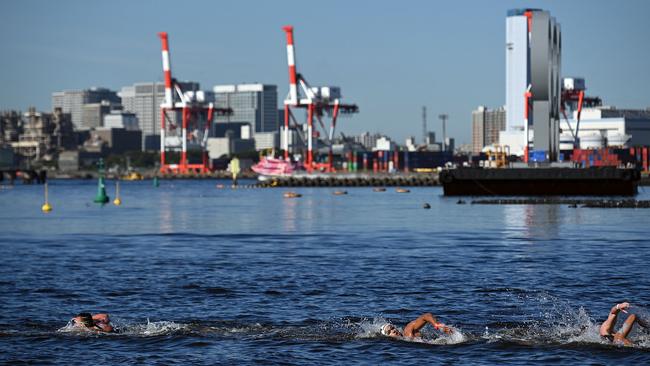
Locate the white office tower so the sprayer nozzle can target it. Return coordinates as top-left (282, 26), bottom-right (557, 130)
top-left (501, 9), bottom-right (561, 160)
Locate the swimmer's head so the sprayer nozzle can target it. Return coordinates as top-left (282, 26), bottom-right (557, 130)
top-left (76, 313), bottom-right (94, 328)
top-left (381, 323), bottom-right (401, 337)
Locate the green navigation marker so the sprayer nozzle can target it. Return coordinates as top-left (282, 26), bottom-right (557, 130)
top-left (94, 158), bottom-right (110, 204)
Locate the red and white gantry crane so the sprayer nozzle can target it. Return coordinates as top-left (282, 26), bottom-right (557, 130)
top-left (281, 25), bottom-right (358, 172)
top-left (158, 32), bottom-right (232, 174)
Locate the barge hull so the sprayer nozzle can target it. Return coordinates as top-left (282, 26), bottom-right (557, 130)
top-left (439, 167), bottom-right (639, 196)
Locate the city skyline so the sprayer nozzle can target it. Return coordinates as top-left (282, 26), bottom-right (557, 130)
top-left (1, 0), bottom-right (649, 145)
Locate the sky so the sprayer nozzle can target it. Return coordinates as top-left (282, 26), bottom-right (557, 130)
top-left (1, 0), bottom-right (649, 145)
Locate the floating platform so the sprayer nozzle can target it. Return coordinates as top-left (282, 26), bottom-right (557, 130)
top-left (438, 167), bottom-right (640, 196)
top-left (258, 173), bottom-right (439, 187)
top-left (472, 198), bottom-right (650, 208)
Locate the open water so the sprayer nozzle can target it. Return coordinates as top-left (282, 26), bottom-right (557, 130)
top-left (1, 179), bottom-right (649, 365)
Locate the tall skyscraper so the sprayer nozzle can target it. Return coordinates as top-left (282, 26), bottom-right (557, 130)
top-left (472, 106), bottom-right (506, 154)
top-left (213, 84), bottom-right (278, 133)
top-left (119, 81), bottom-right (199, 150)
top-left (51, 87), bottom-right (120, 130)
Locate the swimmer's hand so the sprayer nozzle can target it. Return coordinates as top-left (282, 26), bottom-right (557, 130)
top-left (617, 302), bottom-right (630, 314)
top-left (434, 322), bottom-right (453, 334)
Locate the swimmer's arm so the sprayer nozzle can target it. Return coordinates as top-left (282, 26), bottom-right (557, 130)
top-left (600, 303), bottom-right (628, 336)
top-left (92, 314), bottom-right (110, 323)
top-left (404, 313), bottom-right (451, 337)
top-left (92, 313), bottom-right (114, 332)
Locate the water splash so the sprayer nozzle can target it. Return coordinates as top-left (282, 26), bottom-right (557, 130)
top-left (57, 318), bottom-right (190, 337)
top-left (629, 305), bottom-right (650, 328)
top-left (484, 290), bottom-right (650, 348)
top-left (118, 319), bottom-right (190, 336)
top-left (356, 316), bottom-right (389, 338)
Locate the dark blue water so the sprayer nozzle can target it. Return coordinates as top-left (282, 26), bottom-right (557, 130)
top-left (1, 180), bottom-right (649, 364)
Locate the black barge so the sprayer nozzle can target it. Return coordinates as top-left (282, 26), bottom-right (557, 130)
top-left (438, 167), bottom-right (640, 196)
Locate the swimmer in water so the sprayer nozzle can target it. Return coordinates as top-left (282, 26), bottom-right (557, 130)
top-left (71, 312), bottom-right (114, 333)
top-left (381, 312), bottom-right (453, 338)
top-left (599, 302), bottom-right (640, 346)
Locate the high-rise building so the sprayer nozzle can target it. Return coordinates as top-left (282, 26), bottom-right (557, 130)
top-left (51, 87), bottom-right (120, 130)
top-left (81, 101), bottom-right (114, 129)
top-left (104, 111), bottom-right (139, 131)
top-left (0, 110), bottom-right (22, 144)
top-left (472, 106), bottom-right (506, 154)
top-left (355, 132), bottom-right (382, 151)
top-left (119, 81), bottom-right (199, 150)
top-left (213, 84), bottom-right (278, 133)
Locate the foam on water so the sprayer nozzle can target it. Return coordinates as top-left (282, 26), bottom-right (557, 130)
top-left (483, 291), bottom-right (650, 348)
top-left (57, 318), bottom-right (190, 337)
top-left (118, 319), bottom-right (190, 336)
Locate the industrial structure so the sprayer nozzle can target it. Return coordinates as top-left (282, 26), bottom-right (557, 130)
top-left (555, 77), bottom-right (647, 152)
top-left (500, 9), bottom-right (648, 165)
top-left (445, 8), bottom-right (641, 196)
top-left (8, 107), bottom-right (75, 163)
top-left (280, 25), bottom-right (358, 172)
top-left (501, 9), bottom-right (562, 161)
top-left (157, 32), bottom-right (231, 174)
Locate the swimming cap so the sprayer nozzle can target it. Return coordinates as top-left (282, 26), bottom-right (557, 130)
top-left (381, 323), bottom-right (393, 336)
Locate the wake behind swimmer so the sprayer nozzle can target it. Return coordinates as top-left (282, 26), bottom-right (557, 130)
top-left (54, 303), bottom-right (648, 348)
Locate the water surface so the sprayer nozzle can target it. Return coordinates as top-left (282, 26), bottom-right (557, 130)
top-left (1, 180), bottom-right (649, 364)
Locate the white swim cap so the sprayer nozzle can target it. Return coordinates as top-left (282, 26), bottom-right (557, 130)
top-left (381, 323), bottom-right (393, 336)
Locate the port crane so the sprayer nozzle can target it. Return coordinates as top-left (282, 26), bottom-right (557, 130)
top-left (559, 81), bottom-right (602, 148)
top-left (158, 32), bottom-right (232, 174)
top-left (281, 25), bottom-right (358, 172)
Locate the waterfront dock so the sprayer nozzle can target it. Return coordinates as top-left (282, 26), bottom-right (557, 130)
top-left (256, 173), bottom-right (440, 187)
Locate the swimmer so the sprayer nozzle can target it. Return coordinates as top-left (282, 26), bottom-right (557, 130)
top-left (71, 312), bottom-right (114, 333)
top-left (599, 302), bottom-right (640, 345)
top-left (381, 312), bottom-right (453, 339)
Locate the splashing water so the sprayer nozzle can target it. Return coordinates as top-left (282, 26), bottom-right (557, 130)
top-left (483, 290), bottom-right (650, 348)
top-left (356, 317), bottom-right (389, 339)
top-left (629, 305), bottom-right (650, 328)
top-left (57, 318), bottom-right (190, 337)
top-left (118, 319), bottom-right (190, 336)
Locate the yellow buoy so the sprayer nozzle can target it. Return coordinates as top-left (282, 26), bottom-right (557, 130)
top-left (113, 181), bottom-right (122, 206)
top-left (42, 183), bottom-right (52, 213)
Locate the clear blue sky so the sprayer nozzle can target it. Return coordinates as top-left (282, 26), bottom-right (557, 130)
top-left (1, 0), bottom-right (649, 144)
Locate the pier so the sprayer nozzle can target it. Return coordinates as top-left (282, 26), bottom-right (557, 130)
top-left (256, 173), bottom-right (440, 187)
